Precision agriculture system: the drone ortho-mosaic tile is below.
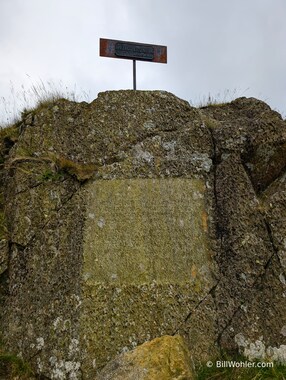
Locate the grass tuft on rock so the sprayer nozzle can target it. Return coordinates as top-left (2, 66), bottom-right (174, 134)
top-left (0, 342), bottom-right (34, 380)
top-left (53, 155), bottom-right (96, 182)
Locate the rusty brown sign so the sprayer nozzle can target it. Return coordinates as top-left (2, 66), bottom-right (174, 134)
top-left (99, 38), bottom-right (167, 90)
top-left (100, 38), bottom-right (167, 63)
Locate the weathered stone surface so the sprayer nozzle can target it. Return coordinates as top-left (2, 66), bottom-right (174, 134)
top-left (0, 239), bottom-right (8, 333)
top-left (177, 294), bottom-right (219, 363)
top-left (0, 126), bottom-right (18, 348)
top-left (5, 158), bottom-right (80, 246)
top-left (96, 335), bottom-right (194, 380)
top-left (221, 171), bottom-right (286, 364)
top-left (221, 254), bottom-right (286, 363)
top-left (0, 239), bottom-right (8, 275)
top-left (81, 178), bottom-right (216, 372)
top-left (200, 97), bottom-right (286, 192)
top-left (200, 98), bottom-right (286, 363)
top-left (261, 171), bottom-right (286, 272)
top-left (2, 91), bottom-right (216, 379)
top-left (0, 91), bottom-right (285, 378)
top-left (3, 189), bottom-right (85, 379)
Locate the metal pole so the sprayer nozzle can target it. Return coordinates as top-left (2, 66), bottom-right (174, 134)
top-left (133, 60), bottom-right (136, 90)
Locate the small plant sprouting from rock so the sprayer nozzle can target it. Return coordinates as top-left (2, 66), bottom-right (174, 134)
top-left (40, 169), bottom-right (65, 182)
top-left (0, 340), bottom-right (34, 380)
top-left (52, 155), bottom-right (97, 182)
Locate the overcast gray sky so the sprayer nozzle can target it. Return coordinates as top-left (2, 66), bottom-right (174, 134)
top-left (1, 0), bottom-right (285, 124)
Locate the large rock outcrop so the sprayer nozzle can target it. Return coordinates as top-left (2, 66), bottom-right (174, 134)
top-left (0, 91), bottom-right (285, 379)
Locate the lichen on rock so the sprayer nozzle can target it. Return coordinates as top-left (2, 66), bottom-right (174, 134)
top-left (96, 335), bottom-right (194, 380)
top-left (0, 91), bottom-right (285, 379)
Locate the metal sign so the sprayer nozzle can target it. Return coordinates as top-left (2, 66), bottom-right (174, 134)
top-left (115, 42), bottom-right (154, 61)
top-left (99, 38), bottom-right (167, 90)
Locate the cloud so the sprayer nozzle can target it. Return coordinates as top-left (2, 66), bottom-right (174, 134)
top-left (0, 0), bottom-right (286, 124)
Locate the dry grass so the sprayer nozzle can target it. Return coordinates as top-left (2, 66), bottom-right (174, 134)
top-left (53, 155), bottom-right (96, 182)
top-left (0, 78), bottom-right (90, 127)
top-left (190, 88), bottom-right (249, 108)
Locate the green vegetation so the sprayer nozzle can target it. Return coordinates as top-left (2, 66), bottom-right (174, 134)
top-left (37, 155), bottom-right (97, 183)
top-left (52, 155), bottom-right (96, 182)
top-left (0, 341), bottom-right (34, 380)
top-left (199, 113), bottom-right (221, 130)
top-left (0, 353), bottom-right (33, 379)
top-left (0, 124), bottom-right (19, 141)
top-left (195, 355), bottom-right (286, 380)
top-left (0, 123), bottom-right (19, 170)
top-left (40, 168), bottom-right (65, 182)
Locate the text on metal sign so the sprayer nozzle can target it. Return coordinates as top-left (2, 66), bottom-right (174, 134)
top-left (115, 42), bottom-right (154, 61)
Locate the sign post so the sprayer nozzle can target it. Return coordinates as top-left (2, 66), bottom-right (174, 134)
top-left (100, 38), bottom-right (167, 90)
top-left (133, 60), bottom-right (136, 90)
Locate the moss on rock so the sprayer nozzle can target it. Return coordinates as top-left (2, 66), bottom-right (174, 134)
top-left (1, 91), bottom-right (286, 379)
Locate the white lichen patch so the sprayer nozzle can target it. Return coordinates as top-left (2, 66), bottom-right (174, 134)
top-left (279, 273), bottom-right (286, 285)
top-left (280, 325), bottom-right (286, 337)
top-left (30, 337), bottom-right (45, 351)
top-left (53, 317), bottom-right (63, 330)
top-left (235, 333), bottom-right (286, 364)
top-left (193, 191), bottom-right (204, 200)
top-left (120, 346), bottom-right (130, 354)
top-left (110, 273), bottom-right (118, 281)
top-left (49, 356), bottom-right (81, 380)
top-left (133, 143), bottom-right (154, 164)
top-left (162, 140), bottom-right (177, 159)
top-left (190, 153), bottom-right (212, 172)
top-left (52, 316), bottom-right (71, 332)
top-left (128, 334), bottom-right (138, 349)
top-left (36, 356), bottom-right (43, 372)
top-left (143, 121), bottom-right (156, 130)
top-left (69, 339), bottom-right (80, 356)
top-left (235, 334), bottom-right (267, 360)
top-left (266, 345), bottom-right (286, 363)
top-left (278, 250), bottom-right (286, 271)
top-left (97, 217), bottom-right (105, 229)
top-left (36, 337), bottom-right (45, 350)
